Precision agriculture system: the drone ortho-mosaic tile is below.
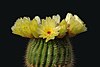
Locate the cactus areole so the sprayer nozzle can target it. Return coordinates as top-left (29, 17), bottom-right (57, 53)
top-left (11, 13), bottom-right (87, 67)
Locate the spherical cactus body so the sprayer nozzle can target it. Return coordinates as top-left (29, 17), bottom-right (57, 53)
top-left (25, 37), bottom-right (74, 67)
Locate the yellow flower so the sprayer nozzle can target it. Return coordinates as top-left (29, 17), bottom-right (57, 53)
top-left (11, 17), bottom-right (39, 38)
top-left (58, 19), bottom-right (68, 38)
top-left (38, 17), bottom-right (60, 42)
top-left (65, 13), bottom-right (87, 37)
top-left (11, 17), bottom-right (32, 38)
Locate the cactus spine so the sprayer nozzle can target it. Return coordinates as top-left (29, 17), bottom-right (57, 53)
top-left (25, 37), bottom-right (74, 67)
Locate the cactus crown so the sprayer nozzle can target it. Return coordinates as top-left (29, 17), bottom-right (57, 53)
top-left (11, 13), bottom-right (87, 42)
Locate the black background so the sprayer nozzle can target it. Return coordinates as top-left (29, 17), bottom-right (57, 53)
top-left (0, 0), bottom-right (100, 67)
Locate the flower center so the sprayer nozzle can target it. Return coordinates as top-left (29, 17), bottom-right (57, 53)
top-left (47, 31), bottom-right (51, 35)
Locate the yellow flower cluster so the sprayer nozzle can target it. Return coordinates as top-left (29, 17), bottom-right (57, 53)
top-left (11, 13), bottom-right (87, 42)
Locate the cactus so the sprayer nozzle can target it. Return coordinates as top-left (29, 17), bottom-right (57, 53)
top-left (11, 13), bottom-right (87, 67)
top-left (25, 37), bottom-right (74, 67)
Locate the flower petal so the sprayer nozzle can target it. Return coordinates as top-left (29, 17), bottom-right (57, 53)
top-left (34, 16), bottom-right (41, 24)
top-left (52, 14), bottom-right (60, 24)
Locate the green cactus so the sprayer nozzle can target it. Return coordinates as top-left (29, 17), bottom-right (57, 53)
top-left (11, 13), bottom-right (87, 67)
top-left (25, 37), bottom-right (74, 67)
